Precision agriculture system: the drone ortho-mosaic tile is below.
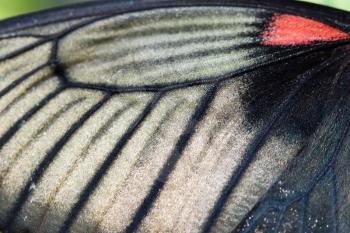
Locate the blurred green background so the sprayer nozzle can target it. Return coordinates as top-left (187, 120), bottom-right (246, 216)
top-left (0, 0), bottom-right (349, 20)
top-left (0, 0), bottom-right (90, 19)
top-left (305, 0), bottom-right (350, 10)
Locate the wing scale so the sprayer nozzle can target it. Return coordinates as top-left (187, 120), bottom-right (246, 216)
top-left (0, 1), bottom-right (349, 233)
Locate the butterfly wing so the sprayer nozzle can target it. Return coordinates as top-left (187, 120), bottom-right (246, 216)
top-left (0, 1), bottom-right (349, 233)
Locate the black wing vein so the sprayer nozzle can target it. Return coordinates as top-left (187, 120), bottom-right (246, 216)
top-left (3, 94), bottom-right (111, 231)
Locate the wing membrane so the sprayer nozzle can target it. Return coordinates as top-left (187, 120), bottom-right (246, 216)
top-left (0, 1), bottom-right (349, 233)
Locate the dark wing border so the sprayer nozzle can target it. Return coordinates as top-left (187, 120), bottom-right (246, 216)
top-left (0, 0), bottom-right (349, 35)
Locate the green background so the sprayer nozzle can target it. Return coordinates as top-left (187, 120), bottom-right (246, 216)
top-left (305, 0), bottom-right (350, 10)
top-left (0, 0), bottom-right (349, 233)
top-left (0, 0), bottom-right (349, 19)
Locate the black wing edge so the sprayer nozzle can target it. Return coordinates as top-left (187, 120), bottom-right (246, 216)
top-left (0, 0), bottom-right (349, 35)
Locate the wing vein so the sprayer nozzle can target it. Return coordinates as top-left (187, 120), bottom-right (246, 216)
top-left (3, 93), bottom-right (111, 231)
top-left (91, 98), bottom-right (186, 233)
top-left (0, 96), bottom-right (85, 186)
top-left (36, 100), bottom-right (137, 232)
top-left (124, 84), bottom-right (219, 233)
top-left (0, 63), bottom-right (48, 99)
top-left (201, 53), bottom-right (346, 233)
top-left (58, 91), bottom-right (164, 233)
top-left (299, 196), bottom-right (308, 233)
top-left (67, 42), bottom-right (349, 94)
top-left (331, 166), bottom-right (339, 233)
top-left (0, 86), bottom-right (64, 151)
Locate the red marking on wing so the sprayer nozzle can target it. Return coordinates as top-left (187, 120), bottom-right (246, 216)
top-left (262, 14), bottom-right (350, 46)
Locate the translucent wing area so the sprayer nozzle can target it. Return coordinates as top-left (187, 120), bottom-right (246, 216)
top-left (0, 2), bottom-right (349, 233)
